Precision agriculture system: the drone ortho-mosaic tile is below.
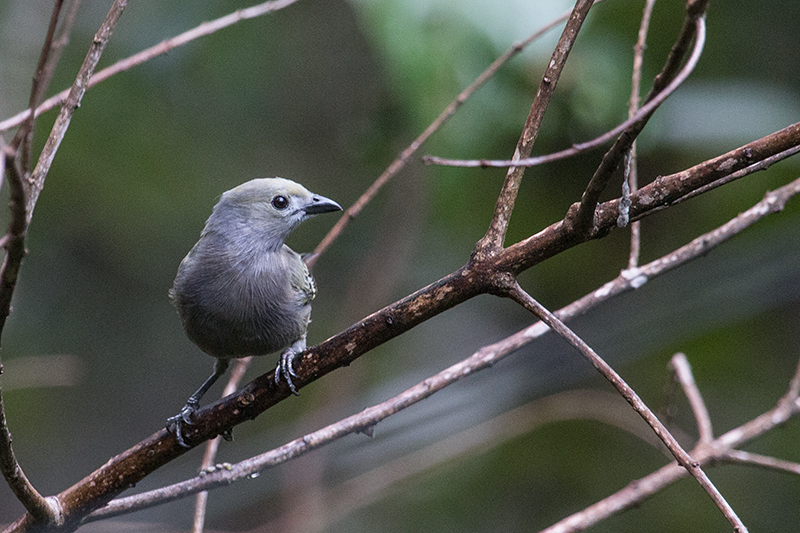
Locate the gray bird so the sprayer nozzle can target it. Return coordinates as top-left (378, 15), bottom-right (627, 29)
top-left (168, 177), bottom-right (341, 446)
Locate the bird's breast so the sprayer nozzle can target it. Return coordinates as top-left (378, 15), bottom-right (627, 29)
top-left (173, 247), bottom-right (312, 358)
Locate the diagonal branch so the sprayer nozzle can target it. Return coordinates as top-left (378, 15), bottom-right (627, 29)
top-left (497, 121), bottom-right (800, 275)
top-left (0, 0), bottom-right (302, 135)
top-left (476, 0), bottom-right (595, 256)
top-left (91, 388), bottom-right (662, 522)
top-left (423, 13), bottom-right (706, 172)
top-left (669, 352), bottom-right (714, 444)
top-left (506, 285), bottom-right (746, 532)
top-left (11, 0), bottom-right (65, 174)
top-left (25, 1), bottom-right (128, 225)
top-left (46, 168), bottom-right (800, 529)
top-left (307, 3), bottom-right (583, 267)
top-left (544, 351), bottom-right (800, 533)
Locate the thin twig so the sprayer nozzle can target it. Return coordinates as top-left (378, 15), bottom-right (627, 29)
top-left (193, 357), bottom-right (251, 533)
top-left (544, 351), bottom-right (800, 533)
top-left (422, 15), bottom-right (707, 172)
top-left (669, 353), bottom-right (713, 444)
top-left (721, 450), bottom-right (800, 476)
top-left (476, 0), bottom-right (596, 255)
top-left (25, 0), bottom-right (128, 225)
top-left (38, 0), bottom-right (84, 108)
top-left (569, 0), bottom-right (709, 234)
top-left (307, 2), bottom-right (589, 267)
top-left (13, 0), bottom-right (65, 174)
top-left (0, 0), bottom-right (302, 135)
top-left (506, 285), bottom-right (746, 532)
top-left (50, 0), bottom-right (83, 57)
top-left (620, 0), bottom-right (655, 266)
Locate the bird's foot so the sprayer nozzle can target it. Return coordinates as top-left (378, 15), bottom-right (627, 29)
top-left (166, 399), bottom-right (199, 448)
top-left (274, 347), bottom-right (301, 396)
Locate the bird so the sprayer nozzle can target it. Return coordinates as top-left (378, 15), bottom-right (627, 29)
top-left (167, 177), bottom-right (341, 447)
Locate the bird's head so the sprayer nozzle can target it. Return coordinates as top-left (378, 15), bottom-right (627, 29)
top-left (210, 177), bottom-right (341, 246)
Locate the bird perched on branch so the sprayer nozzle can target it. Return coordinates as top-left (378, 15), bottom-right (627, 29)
top-left (167, 177), bottom-right (341, 447)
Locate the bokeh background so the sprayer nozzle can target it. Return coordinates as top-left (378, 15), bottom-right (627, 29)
top-left (1, 0), bottom-right (799, 531)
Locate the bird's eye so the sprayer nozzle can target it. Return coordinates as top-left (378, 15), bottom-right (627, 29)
top-left (271, 195), bottom-right (289, 210)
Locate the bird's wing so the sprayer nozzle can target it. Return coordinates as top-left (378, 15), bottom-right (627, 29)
top-left (289, 250), bottom-right (316, 305)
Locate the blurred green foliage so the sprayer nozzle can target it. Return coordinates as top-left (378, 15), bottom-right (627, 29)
top-left (0, 0), bottom-right (799, 531)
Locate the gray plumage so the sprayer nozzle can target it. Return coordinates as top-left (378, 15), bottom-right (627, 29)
top-left (168, 177), bottom-right (341, 446)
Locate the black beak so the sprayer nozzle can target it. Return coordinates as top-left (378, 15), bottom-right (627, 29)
top-left (304, 194), bottom-right (342, 215)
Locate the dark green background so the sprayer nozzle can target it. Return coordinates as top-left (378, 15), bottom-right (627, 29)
top-left (0, 0), bottom-right (798, 531)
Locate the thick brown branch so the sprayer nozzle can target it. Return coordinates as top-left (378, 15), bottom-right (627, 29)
top-left (20, 120), bottom-right (797, 532)
top-left (89, 171), bottom-right (800, 521)
top-left (498, 121), bottom-right (800, 274)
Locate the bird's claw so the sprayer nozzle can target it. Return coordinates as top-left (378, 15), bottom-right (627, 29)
top-left (275, 347), bottom-right (301, 396)
top-left (166, 400), bottom-right (199, 448)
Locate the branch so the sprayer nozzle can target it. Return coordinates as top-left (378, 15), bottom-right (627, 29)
top-left (0, 0), bottom-right (302, 135)
top-left (475, 0), bottom-right (595, 255)
top-left (543, 352), bottom-right (800, 532)
top-left (78, 171), bottom-right (800, 525)
top-left (13, 121), bottom-right (794, 532)
top-left (0, 143), bottom-right (55, 523)
top-left (670, 144), bottom-right (800, 205)
top-left (307, 2), bottom-right (584, 267)
top-left (0, 0), bottom-right (75, 525)
top-left (619, 0), bottom-right (655, 266)
top-left (569, 0), bottom-right (709, 235)
top-left (192, 357), bottom-right (251, 533)
top-left (1, 2), bottom-right (129, 532)
top-left (11, 0), bottom-right (65, 173)
top-left (4, 1), bottom-right (799, 526)
top-left (423, 13), bottom-right (706, 171)
top-left (25, 0), bottom-right (128, 225)
top-left (721, 450), bottom-right (800, 476)
top-left (506, 287), bottom-right (746, 531)
top-left (669, 352), bottom-right (714, 444)
top-left (91, 389), bottom-right (662, 522)
top-left (497, 121), bottom-right (800, 275)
